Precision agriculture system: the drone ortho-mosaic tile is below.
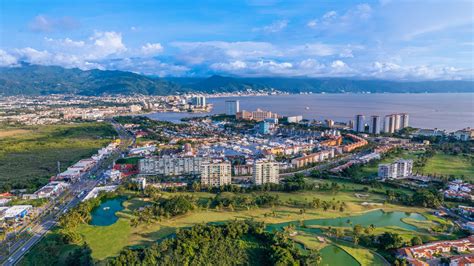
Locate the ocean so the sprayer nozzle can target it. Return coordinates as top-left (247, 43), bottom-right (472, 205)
top-left (146, 93), bottom-right (474, 131)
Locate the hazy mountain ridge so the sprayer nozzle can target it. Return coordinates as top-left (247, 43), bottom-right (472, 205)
top-left (0, 64), bottom-right (472, 96)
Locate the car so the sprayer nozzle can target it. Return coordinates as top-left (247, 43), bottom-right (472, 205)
top-left (21, 247), bottom-right (26, 251)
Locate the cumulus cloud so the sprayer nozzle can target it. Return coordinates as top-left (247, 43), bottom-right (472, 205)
top-left (369, 61), bottom-right (468, 80)
top-left (171, 41), bottom-right (357, 66)
top-left (45, 37), bottom-right (85, 47)
top-left (209, 58), bottom-right (357, 77)
top-left (103, 57), bottom-right (189, 77)
top-left (4, 31), bottom-right (127, 70)
top-left (0, 49), bottom-right (18, 67)
top-left (89, 31), bottom-right (127, 59)
top-left (171, 41), bottom-right (280, 64)
top-left (28, 15), bottom-right (80, 32)
top-left (141, 43), bottom-right (164, 55)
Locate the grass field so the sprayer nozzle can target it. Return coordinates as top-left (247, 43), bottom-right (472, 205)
top-left (353, 150), bottom-right (473, 180)
top-left (0, 122), bottom-right (116, 192)
top-left (332, 239), bottom-right (389, 266)
top-left (70, 189), bottom-right (435, 261)
top-left (0, 129), bottom-right (31, 138)
top-left (420, 153), bottom-right (474, 179)
top-left (353, 150), bottom-right (422, 178)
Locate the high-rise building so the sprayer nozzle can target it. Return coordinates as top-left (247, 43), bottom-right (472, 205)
top-left (326, 119), bottom-right (334, 128)
top-left (384, 114), bottom-right (396, 133)
top-left (394, 114), bottom-right (402, 131)
top-left (225, 100), bottom-right (240, 116)
top-left (191, 96), bottom-right (206, 107)
top-left (369, 115), bottom-right (381, 135)
top-left (139, 156), bottom-right (204, 176)
top-left (252, 160), bottom-right (279, 185)
top-left (383, 113), bottom-right (409, 133)
top-left (400, 113), bottom-right (409, 128)
top-left (354, 115), bottom-right (365, 132)
top-left (378, 163), bottom-right (397, 179)
top-left (258, 121), bottom-right (271, 134)
top-left (395, 159), bottom-right (413, 178)
top-left (236, 108), bottom-right (279, 121)
top-left (378, 159), bottom-right (413, 179)
top-left (200, 161), bottom-right (232, 187)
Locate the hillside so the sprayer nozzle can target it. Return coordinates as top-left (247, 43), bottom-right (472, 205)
top-left (0, 64), bottom-right (472, 96)
top-left (171, 76), bottom-right (474, 94)
top-left (0, 64), bottom-right (183, 96)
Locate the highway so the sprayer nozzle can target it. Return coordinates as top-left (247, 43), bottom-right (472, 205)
top-left (1, 120), bottom-right (133, 266)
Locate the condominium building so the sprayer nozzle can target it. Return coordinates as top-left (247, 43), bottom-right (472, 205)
top-left (396, 159), bottom-right (413, 178)
top-left (384, 114), bottom-right (396, 133)
top-left (139, 156), bottom-right (204, 176)
top-left (252, 160), bottom-right (279, 185)
top-left (384, 113), bottom-right (409, 133)
top-left (378, 159), bottom-right (413, 179)
top-left (369, 115), bottom-right (381, 135)
top-left (200, 161), bottom-right (232, 187)
top-left (225, 100), bottom-right (240, 116)
top-left (191, 96), bottom-right (206, 107)
top-left (236, 108), bottom-right (280, 121)
top-left (291, 149), bottom-right (335, 168)
top-left (400, 113), bottom-right (409, 128)
top-left (354, 114), bottom-right (365, 132)
top-left (378, 163), bottom-right (397, 179)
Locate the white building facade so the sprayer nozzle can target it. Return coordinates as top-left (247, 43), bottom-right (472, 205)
top-left (252, 160), bottom-right (280, 185)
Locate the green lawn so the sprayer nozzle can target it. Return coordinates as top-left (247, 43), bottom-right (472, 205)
top-left (352, 150), bottom-right (473, 180)
top-left (332, 239), bottom-right (389, 266)
top-left (353, 150), bottom-right (422, 179)
top-left (68, 189), bottom-right (434, 261)
top-left (419, 153), bottom-right (474, 180)
top-left (77, 219), bottom-right (131, 260)
top-left (0, 122), bottom-right (116, 192)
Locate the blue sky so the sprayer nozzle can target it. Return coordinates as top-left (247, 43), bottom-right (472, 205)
top-left (0, 0), bottom-right (473, 80)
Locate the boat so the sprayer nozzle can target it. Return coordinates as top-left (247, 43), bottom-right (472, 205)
top-left (103, 207), bottom-right (110, 210)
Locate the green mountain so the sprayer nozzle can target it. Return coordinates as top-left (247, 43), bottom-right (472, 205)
top-left (0, 64), bottom-right (182, 96)
top-left (0, 64), bottom-right (472, 96)
top-left (170, 76), bottom-right (474, 94)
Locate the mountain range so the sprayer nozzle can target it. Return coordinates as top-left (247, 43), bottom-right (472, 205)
top-left (0, 64), bottom-right (472, 96)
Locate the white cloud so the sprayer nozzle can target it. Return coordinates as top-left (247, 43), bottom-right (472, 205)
top-left (171, 41), bottom-right (280, 64)
top-left (322, 11), bottom-right (338, 21)
top-left (6, 31), bottom-right (127, 70)
top-left (0, 49), bottom-right (18, 66)
top-left (28, 15), bottom-right (80, 32)
top-left (209, 58), bottom-right (358, 77)
top-left (89, 31), bottom-right (126, 58)
top-left (306, 19), bottom-right (317, 28)
top-left (253, 19), bottom-right (289, 33)
top-left (45, 37), bottom-right (85, 47)
top-left (369, 61), bottom-right (469, 80)
top-left (141, 43), bottom-right (164, 55)
top-left (103, 57), bottom-right (189, 77)
top-left (307, 4), bottom-right (372, 32)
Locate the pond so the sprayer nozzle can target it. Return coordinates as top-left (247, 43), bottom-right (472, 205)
top-left (267, 210), bottom-right (426, 232)
top-left (319, 245), bottom-right (360, 266)
top-left (90, 197), bottom-right (125, 226)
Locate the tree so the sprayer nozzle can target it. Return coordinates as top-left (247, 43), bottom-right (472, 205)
top-left (377, 232), bottom-right (404, 250)
top-left (410, 236), bottom-right (423, 246)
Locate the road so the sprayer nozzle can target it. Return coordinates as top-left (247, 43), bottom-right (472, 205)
top-left (1, 120), bottom-right (133, 266)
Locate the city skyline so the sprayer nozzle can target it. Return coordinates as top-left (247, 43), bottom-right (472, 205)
top-left (0, 0), bottom-right (473, 80)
